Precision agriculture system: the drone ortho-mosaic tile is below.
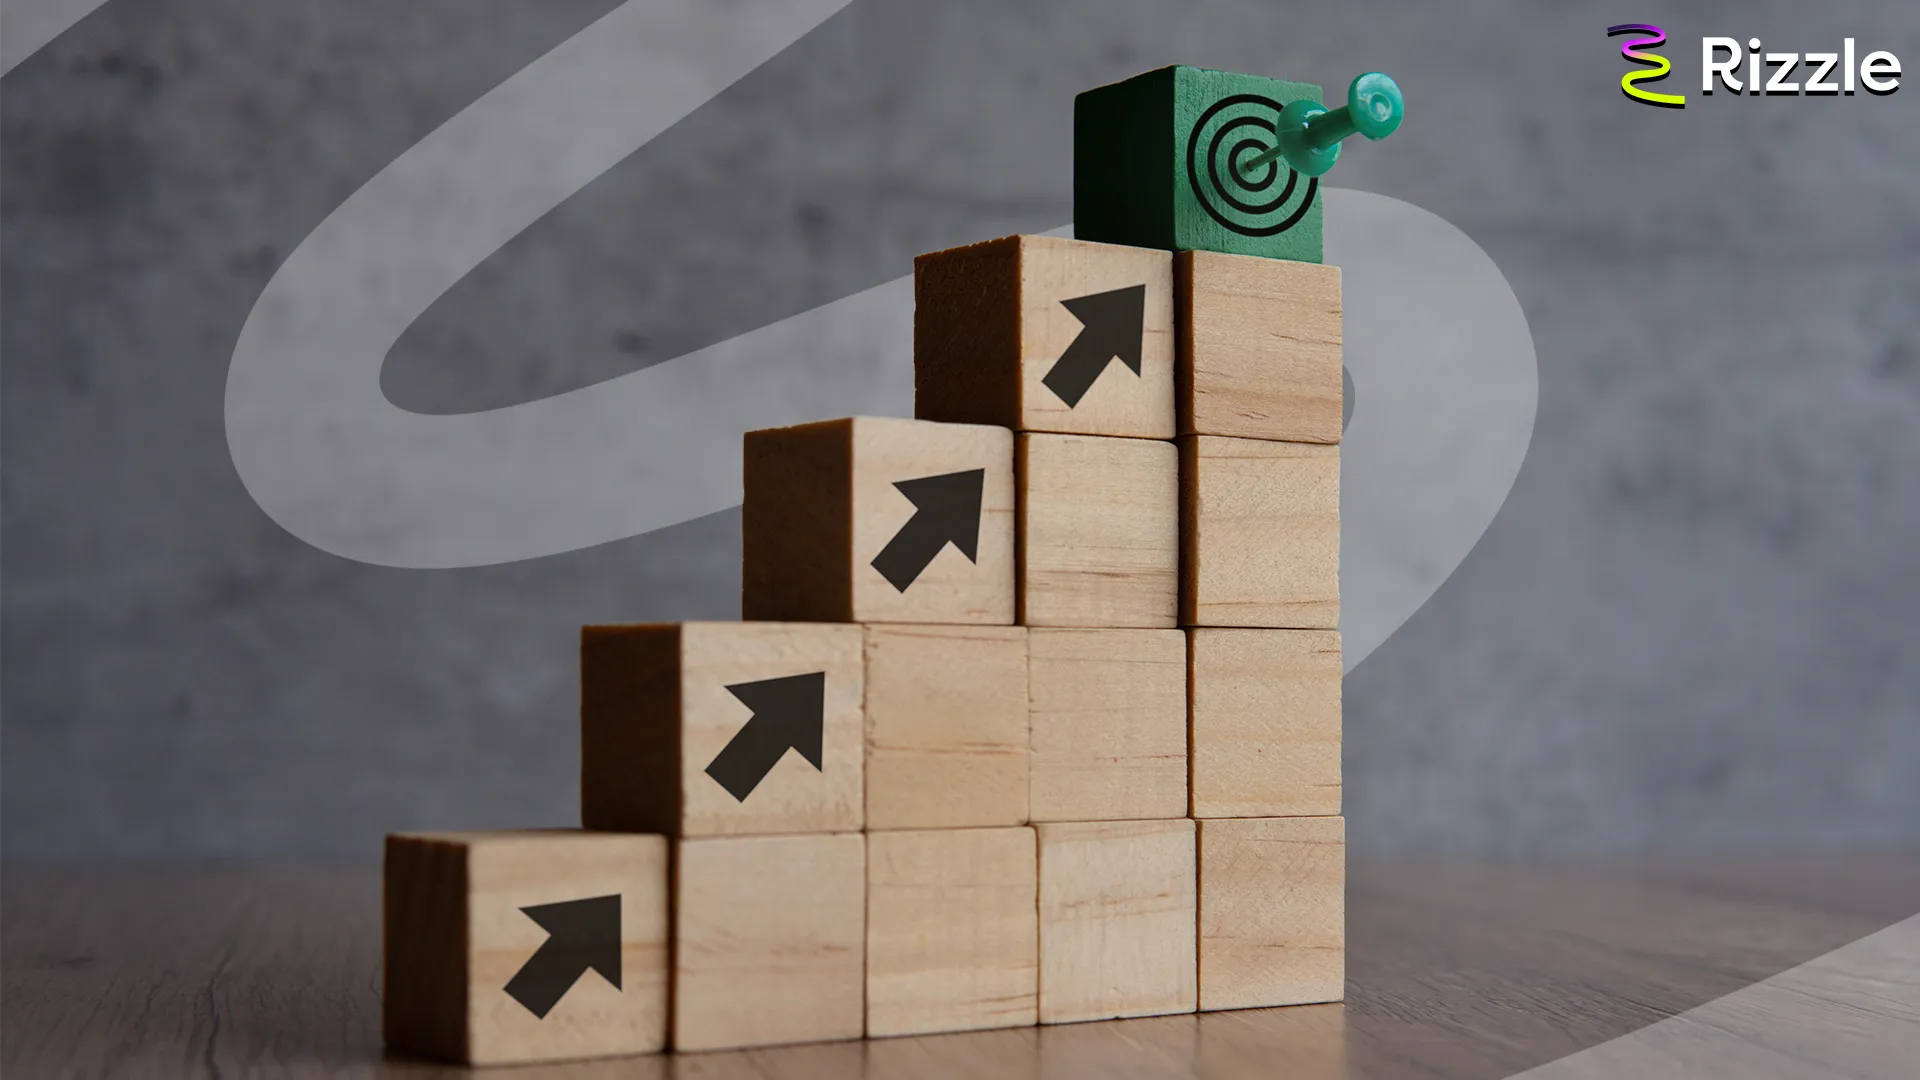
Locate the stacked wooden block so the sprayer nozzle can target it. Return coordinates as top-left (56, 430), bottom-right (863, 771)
top-left (381, 230), bottom-right (1343, 1063)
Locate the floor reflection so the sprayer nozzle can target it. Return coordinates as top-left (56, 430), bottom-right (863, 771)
top-left (377, 1004), bottom-right (1348, 1080)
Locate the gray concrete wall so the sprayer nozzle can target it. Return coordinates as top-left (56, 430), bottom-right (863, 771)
top-left (5, 0), bottom-right (1918, 859)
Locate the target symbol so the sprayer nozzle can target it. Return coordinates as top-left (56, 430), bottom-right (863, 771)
top-left (1185, 94), bottom-right (1318, 238)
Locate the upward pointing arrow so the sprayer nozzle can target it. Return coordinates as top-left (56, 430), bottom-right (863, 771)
top-left (502, 895), bottom-right (622, 1019)
top-left (1042, 284), bottom-right (1147, 408)
top-left (868, 468), bottom-right (985, 592)
top-left (704, 672), bottom-right (827, 802)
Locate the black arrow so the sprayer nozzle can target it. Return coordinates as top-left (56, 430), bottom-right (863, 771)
top-left (704, 672), bottom-right (826, 801)
top-left (1041, 284), bottom-right (1146, 408)
top-left (868, 468), bottom-right (985, 592)
top-left (502, 895), bottom-right (621, 1019)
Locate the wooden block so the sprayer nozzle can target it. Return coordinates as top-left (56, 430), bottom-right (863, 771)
top-left (866, 827), bottom-right (1039, 1037)
top-left (1177, 250), bottom-right (1342, 442)
top-left (1036, 819), bottom-right (1197, 1023)
top-left (865, 625), bottom-right (1029, 830)
top-left (1075, 66), bottom-right (1326, 263)
top-left (383, 831), bottom-right (668, 1065)
top-left (1198, 816), bottom-right (1345, 1011)
top-left (914, 234), bottom-right (1175, 439)
top-left (743, 416), bottom-right (1015, 625)
top-left (673, 832), bottom-right (866, 1051)
top-left (580, 621), bottom-right (863, 837)
top-left (1027, 629), bottom-right (1187, 822)
top-left (1018, 433), bottom-right (1178, 628)
top-left (1188, 628), bottom-right (1341, 818)
top-left (1180, 435), bottom-right (1339, 629)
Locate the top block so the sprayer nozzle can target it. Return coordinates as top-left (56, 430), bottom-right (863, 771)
top-left (744, 417), bottom-right (1015, 625)
top-left (1076, 66), bottom-right (1326, 263)
top-left (915, 235), bottom-right (1175, 439)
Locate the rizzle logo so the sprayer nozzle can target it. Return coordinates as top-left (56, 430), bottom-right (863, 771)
top-left (1609, 24), bottom-right (1902, 107)
top-left (1609, 24), bottom-right (1685, 107)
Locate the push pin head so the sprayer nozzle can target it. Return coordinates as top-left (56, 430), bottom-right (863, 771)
top-left (1250, 71), bottom-right (1405, 177)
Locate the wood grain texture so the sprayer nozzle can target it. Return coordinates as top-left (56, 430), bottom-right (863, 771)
top-left (581, 622), bottom-right (864, 837)
top-left (1177, 252), bottom-right (1341, 442)
top-left (673, 833), bottom-right (866, 1052)
top-left (382, 834), bottom-right (469, 1062)
top-left (1018, 433), bottom-right (1179, 628)
top-left (915, 235), bottom-right (1175, 438)
top-left (743, 417), bottom-right (1016, 625)
top-left (9, 855), bottom-right (1918, 1078)
top-left (866, 827), bottom-right (1039, 1037)
top-left (383, 831), bottom-right (669, 1064)
top-left (1181, 435), bottom-right (1339, 629)
top-left (579, 625), bottom-right (682, 837)
top-left (1188, 629), bottom-right (1341, 818)
top-left (741, 419), bottom-right (856, 622)
top-left (1027, 628), bottom-right (1188, 822)
top-left (864, 625), bottom-right (1029, 830)
top-left (913, 239), bottom-right (1020, 436)
top-left (1199, 817), bottom-right (1345, 1012)
top-left (1036, 819), bottom-right (1197, 1025)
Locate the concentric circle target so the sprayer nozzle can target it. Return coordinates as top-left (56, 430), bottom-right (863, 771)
top-left (1185, 94), bottom-right (1318, 237)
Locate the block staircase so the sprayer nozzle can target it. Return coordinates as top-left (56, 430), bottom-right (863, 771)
top-left (382, 64), bottom-right (1364, 1065)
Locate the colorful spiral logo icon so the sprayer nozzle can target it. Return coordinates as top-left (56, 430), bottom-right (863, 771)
top-left (1185, 94), bottom-right (1319, 237)
top-left (1607, 23), bottom-right (1686, 108)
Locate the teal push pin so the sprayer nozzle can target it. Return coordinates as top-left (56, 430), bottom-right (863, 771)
top-left (1245, 71), bottom-right (1404, 177)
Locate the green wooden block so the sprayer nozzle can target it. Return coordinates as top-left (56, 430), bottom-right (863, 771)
top-left (1075, 66), bottom-right (1325, 264)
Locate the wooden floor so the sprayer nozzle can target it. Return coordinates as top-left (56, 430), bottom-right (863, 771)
top-left (4, 854), bottom-right (1916, 1079)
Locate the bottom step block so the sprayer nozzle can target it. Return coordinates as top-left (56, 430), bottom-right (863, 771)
top-left (866, 827), bottom-right (1039, 1037)
top-left (1198, 816), bottom-right (1346, 1011)
top-left (1037, 819), bottom-right (1197, 1023)
top-left (383, 831), bottom-right (669, 1065)
top-left (674, 832), bottom-right (867, 1051)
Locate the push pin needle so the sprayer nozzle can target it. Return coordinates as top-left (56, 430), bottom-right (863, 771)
top-left (1243, 71), bottom-right (1404, 177)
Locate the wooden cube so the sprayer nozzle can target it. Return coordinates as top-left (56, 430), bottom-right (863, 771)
top-left (1019, 433), bottom-right (1178, 628)
top-left (1036, 819), bottom-right (1196, 1023)
top-left (674, 833), bottom-right (866, 1051)
top-left (1178, 250), bottom-right (1342, 442)
top-left (1189, 629), bottom-right (1341, 818)
top-left (1198, 816), bottom-right (1345, 1011)
top-left (580, 622), bottom-right (863, 838)
top-left (866, 827), bottom-right (1039, 1037)
top-left (865, 625), bottom-right (1029, 830)
top-left (1027, 629), bottom-right (1187, 822)
top-left (1181, 435), bottom-right (1339, 629)
top-left (1075, 66), bottom-right (1326, 263)
top-left (743, 417), bottom-right (1015, 625)
top-left (383, 831), bottom-right (668, 1065)
top-left (915, 234), bottom-right (1174, 439)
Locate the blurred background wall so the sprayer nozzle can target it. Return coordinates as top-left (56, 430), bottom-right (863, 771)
top-left (4, 0), bottom-right (1918, 860)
